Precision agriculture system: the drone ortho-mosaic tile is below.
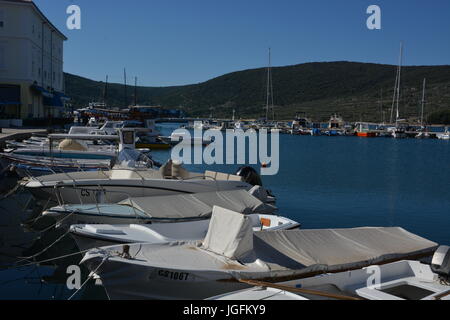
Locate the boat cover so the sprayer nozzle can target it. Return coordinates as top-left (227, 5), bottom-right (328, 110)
top-left (253, 227), bottom-right (438, 274)
top-left (118, 190), bottom-right (275, 219)
top-left (118, 224), bottom-right (438, 281)
top-left (203, 206), bottom-right (254, 260)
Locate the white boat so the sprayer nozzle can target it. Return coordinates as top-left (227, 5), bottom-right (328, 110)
top-left (42, 188), bottom-right (277, 227)
top-left (210, 246), bottom-right (450, 300)
top-left (80, 206), bottom-right (437, 300)
top-left (22, 161), bottom-right (263, 204)
top-left (437, 129), bottom-right (450, 140)
top-left (415, 131), bottom-right (432, 139)
top-left (159, 131), bottom-right (212, 146)
top-left (70, 214), bottom-right (300, 251)
top-left (0, 152), bottom-right (112, 178)
top-left (387, 126), bottom-right (408, 139)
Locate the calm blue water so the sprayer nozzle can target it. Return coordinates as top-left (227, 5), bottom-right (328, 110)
top-left (0, 123), bottom-right (449, 299)
top-left (153, 123), bottom-right (450, 245)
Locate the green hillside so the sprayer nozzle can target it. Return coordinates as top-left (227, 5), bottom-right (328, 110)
top-left (65, 61), bottom-right (450, 122)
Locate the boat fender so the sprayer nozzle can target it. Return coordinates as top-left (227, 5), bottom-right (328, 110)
top-left (431, 246), bottom-right (450, 279)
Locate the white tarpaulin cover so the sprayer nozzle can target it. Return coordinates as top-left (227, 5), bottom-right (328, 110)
top-left (203, 206), bottom-right (254, 260)
top-left (119, 190), bottom-right (275, 219)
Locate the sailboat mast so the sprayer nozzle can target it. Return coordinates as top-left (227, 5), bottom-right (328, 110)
top-left (380, 88), bottom-right (384, 124)
top-left (266, 48), bottom-right (271, 122)
top-left (396, 42), bottom-right (403, 124)
top-left (134, 77), bottom-right (138, 106)
top-left (103, 75), bottom-right (109, 106)
top-left (421, 78), bottom-right (426, 126)
top-left (124, 68), bottom-right (128, 107)
top-left (390, 65), bottom-right (399, 124)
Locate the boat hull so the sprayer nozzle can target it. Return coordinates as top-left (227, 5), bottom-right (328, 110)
top-left (83, 255), bottom-right (249, 300)
top-left (27, 180), bottom-right (251, 205)
top-left (135, 143), bottom-right (171, 150)
top-left (356, 132), bottom-right (377, 138)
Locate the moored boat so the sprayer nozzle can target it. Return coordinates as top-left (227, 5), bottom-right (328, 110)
top-left (80, 206), bottom-right (438, 300)
top-left (209, 246), bottom-right (450, 300)
top-left (70, 214), bottom-right (300, 251)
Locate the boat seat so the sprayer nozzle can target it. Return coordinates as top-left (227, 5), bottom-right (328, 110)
top-left (205, 170), bottom-right (218, 180)
top-left (228, 174), bottom-right (243, 182)
top-left (215, 172), bottom-right (230, 181)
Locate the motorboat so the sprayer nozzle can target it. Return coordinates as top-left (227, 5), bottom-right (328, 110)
top-left (416, 130), bottom-right (433, 139)
top-left (0, 153), bottom-right (112, 178)
top-left (80, 206), bottom-right (437, 300)
top-left (70, 214), bottom-right (300, 251)
top-left (355, 123), bottom-right (377, 138)
top-left (22, 158), bottom-right (267, 204)
top-left (42, 188), bottom-right (278, 227)
top-left (387, 126), bottom-right (407, 139)
top-left (0, 131), bottom-right (156, 178)
top-left (328, 114), bottom-right (345, 130)
top-left (159, 132), bottom-right (212, 146)
top-left (4, 129), bottom-right (120, 161)
top-left (437, 129), bottom-right (450, 140)
top-left (210, 246), bottom-right (450, 300)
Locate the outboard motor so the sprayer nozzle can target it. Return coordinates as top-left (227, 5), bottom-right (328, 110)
top-left (236, 166), bottom-right (263, 186)
top-left (431, 246), bottom-right (450, 280)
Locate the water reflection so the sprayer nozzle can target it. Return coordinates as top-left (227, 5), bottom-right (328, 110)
top-left (0, 175), bottom-right (107, 300)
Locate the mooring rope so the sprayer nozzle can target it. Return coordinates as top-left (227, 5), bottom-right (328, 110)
top-left (1, 180), bottom-right (23, 200)
top-left (0, 249), bottom-right (92, 271)
top-left (67, 255), bottom-right (110, 301)
top-left (13, 230), bottom-right (72, 265)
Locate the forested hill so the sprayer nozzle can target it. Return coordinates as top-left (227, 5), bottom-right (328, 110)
top-left (65, 61), bottom-right (450, 122)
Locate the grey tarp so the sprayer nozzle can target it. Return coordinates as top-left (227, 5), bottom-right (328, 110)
top-left (115, 226), bottom-right (438, 283)
top-left (118, 190), bottom-right (276, 219)
top-left (253, 227), bottom-right (438, 275)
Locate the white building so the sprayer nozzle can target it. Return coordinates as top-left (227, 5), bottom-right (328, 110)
top-left (0, 0), bottom-right (68, 125)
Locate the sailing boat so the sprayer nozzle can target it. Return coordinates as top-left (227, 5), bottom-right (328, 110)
top-left (259, 48), bottom-right (275, 131)
top-left (388, 42), bottom-right (408, 139)
top-left (416, 79), bottom-right (431, 139)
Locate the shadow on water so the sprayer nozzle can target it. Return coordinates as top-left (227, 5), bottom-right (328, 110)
top-left (0, 176), bottom-right (107, 300)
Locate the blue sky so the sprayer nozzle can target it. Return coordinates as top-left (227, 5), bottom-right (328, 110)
top-left (34, 0), bottom-right (450, 86)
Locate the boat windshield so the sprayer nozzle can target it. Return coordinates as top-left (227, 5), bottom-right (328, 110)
top-left (116, 149), bottom-right (155, 169)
